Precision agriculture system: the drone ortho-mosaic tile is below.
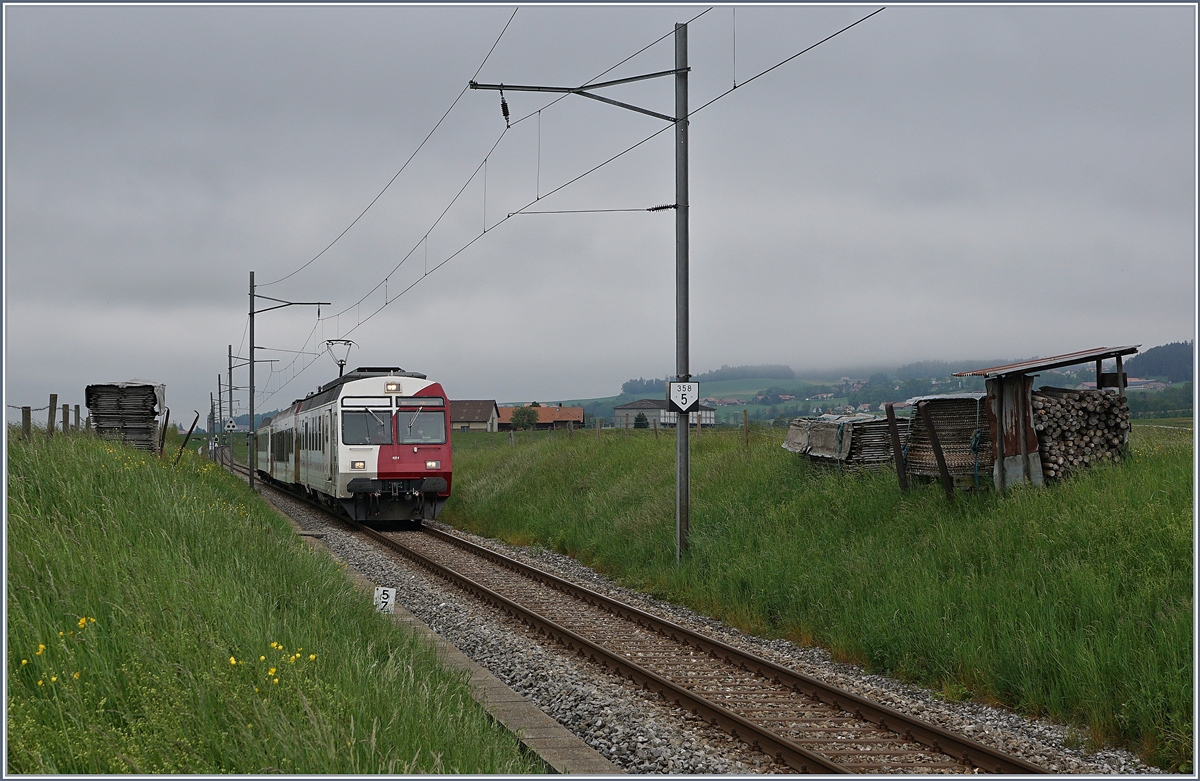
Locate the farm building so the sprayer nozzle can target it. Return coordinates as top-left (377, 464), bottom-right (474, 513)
top-left (612, 399), bottom-right (716, 428)
top-left (450, 400), bottom-right (499, 433)
top-left (498, 404), bottom-right (584, 431)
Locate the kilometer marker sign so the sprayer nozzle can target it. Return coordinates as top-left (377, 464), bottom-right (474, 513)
top-left (668, 382), bottom-right (700, 414)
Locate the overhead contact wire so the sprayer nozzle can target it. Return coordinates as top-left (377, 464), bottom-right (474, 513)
top-left (259, 7), bottom-right (520, 288)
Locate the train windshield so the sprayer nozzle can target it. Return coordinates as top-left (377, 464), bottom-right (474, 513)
top-left (396, 410), bottom-right (446, 444)
top-left (342, 409), bottom-right (393, 445)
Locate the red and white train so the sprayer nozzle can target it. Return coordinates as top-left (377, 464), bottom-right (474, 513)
top-left (255, 366), bottom-right (451, 526)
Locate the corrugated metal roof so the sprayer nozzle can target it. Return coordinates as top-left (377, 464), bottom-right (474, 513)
top-left (951, 346), bottom-right (1140, 378)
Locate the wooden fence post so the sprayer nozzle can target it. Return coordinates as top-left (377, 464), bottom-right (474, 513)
top-left (568, 420), bottom-right (573, 438)
top-left (509, 430), bottom-right (514, 448)
top-left (74, 405), bottom-right (81, 431)
top-left (596, 418), bottom-right (601, 442)
top-left (22, 407), bottom-right (31, 441)
top-left (918, 402), bottom-right (954, 502)
top-left (61, 404), bottom-right (69, 436)
top-left (47, 394), bottom-right (57, 436)
top-left (885, 403), bottom-right (908, 492)
top-left (743, 409), bottom-right (749, 448)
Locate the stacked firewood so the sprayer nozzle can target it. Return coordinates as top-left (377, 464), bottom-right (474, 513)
top-left (1032, 387), bottom-right (1130, 481)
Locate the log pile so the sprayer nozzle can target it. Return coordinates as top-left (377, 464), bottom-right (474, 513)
top-left (1032, 387), bottom-right (1129, 481)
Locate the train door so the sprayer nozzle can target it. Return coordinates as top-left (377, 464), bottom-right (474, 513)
top-left (293, 421), bottom-right (301, 484)
top-left (328, 410), bottom-right (337, 485)
top-left (296, 422), bottom-right (304, 489)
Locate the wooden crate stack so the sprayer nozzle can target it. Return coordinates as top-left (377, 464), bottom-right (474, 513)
top-left (1032, 387), bottom-right (1130, 481)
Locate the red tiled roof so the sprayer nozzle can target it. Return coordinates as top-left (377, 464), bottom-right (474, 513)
top-left (498, 406), bottom-right (584, 424)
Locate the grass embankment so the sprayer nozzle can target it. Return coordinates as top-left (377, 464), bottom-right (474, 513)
top-left (446, 426), bottom-right (1193, 771)
top-left (6, 431), bottom-right (541, 774)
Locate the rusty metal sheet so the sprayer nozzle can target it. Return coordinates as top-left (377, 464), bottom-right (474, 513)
top-left (952, 346), bottom-right (1139, 378)
top-left (986, 376), bottom-right (1043, 489)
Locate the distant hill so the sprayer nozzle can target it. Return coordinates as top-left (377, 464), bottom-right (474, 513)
top-left (1124, 342), bottom-right (1193, 383)
top-left (894, 358), bottom-right (1022, 380)
top-left (621, 364), bottom-right (793, 396)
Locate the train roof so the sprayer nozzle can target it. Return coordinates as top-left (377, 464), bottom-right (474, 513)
top-left (316, 366), bottom-right (427, 395)
top-left (281, 366), bottom-right (434, 412)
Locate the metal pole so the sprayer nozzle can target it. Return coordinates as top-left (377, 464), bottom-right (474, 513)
top-left (675, 22), bottom-right (690, 565)
top-left (249, 271), bottom-right (255, 491)
top-left (228, 345), bottom-right (234, 451)
top-left (216, 374), bottom-right (224, 451)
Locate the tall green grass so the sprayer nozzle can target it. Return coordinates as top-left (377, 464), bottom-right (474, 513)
top-left (445, 426), bottom-right (1193, 771)
top-left (6, 431), bottom-right (541, 774)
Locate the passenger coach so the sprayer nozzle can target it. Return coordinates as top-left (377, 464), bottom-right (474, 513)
top-left (255, 366), bottom-right (451, 526)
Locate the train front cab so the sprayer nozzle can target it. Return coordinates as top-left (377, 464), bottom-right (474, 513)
top-left (338, 386), bottom-right (451, 527)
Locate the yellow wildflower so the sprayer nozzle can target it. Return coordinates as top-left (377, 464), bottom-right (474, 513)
top-left (259, 655), bottom-right (265, 662)
top-left (89, 617), bottom-right (96, 623)
top-left (268, 668), bottom-right (276, 676)
top-left (273, 678), bottom-right (279, 685)
top-left (229, 656), bottom-right (237, 665)
top-left (37, 680), bottom-right (43, 686)
top-left (73, 671), bottom-right (80, 680)
top-left (36, 644), bottom-right (44, 656)
top-left (58, 632), bottom-right (64, 637)
top-left (50, 676), bottom-right (57, 682)
top-left (77, 617), bottom-right (87, 629)
top-left (309, 654), bottom-right (316, 661)
top-left (21, 660), bottom-right (27, 666)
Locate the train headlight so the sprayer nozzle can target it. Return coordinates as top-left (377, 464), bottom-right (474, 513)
top-left (351, 461), bottom-right (366, 470)
top-left (425, 460), bottom-right (441, 470)
top-left (385, 382), bottom-right (400, 392)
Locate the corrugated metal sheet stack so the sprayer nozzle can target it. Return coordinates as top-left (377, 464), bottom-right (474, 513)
top-left (782, 414), bottom-right (894, 470)
top-left (903, 394), bottom-right (993, 484)
top-left (85, 381), bottom-right (165, 451)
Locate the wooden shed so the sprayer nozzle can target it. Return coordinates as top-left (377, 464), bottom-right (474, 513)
top-left (952, 345), bottom-right (1139, 491)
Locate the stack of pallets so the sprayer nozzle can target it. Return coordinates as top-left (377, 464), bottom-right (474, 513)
top-left (903, 394), bottom-right (993, 484)
top-left (85, 381), bottom-right (165, 451)
top-left (782, 414), bottom-right (895, 471)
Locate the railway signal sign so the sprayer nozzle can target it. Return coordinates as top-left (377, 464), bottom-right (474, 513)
top-left (373, 586), bottom-right (396, 614)
top-left (668, 382), bottom-right (700, 414)
top-left (225, 419), bottom-right (237, 432)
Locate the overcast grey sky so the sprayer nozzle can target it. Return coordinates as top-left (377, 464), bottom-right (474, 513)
top-left (4, 4), bottom-right (1196, 423)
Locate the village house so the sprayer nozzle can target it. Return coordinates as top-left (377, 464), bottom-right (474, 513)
top-left (449, 400), bottom-right (500, 433)
top-left (498, 404), bottom-right (585, 431)
top-left (612, 399), bottom-right (716, 428)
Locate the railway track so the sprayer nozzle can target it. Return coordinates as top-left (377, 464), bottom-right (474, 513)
top-left (222, 453), bottom-right (1046, 774)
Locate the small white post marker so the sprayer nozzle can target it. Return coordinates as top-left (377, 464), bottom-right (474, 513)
top-left (373, 586), bottom-right (396, 614)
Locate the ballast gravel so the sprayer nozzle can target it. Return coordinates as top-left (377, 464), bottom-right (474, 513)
top-left (259, 486), bottom-right (1158, 775)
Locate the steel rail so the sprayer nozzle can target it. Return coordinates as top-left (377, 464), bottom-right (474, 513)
top-left (360, 523), bottom-right (847, 774)
top-left (221, 453), bottom-right (1045, 774)
top-left (416, 526), bottom-right (1047, 775)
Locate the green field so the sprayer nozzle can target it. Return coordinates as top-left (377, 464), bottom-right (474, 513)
top-left (445, 425), bottom-right (1193, 771)
top-left (6, 430), bottom-right (541, 774)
